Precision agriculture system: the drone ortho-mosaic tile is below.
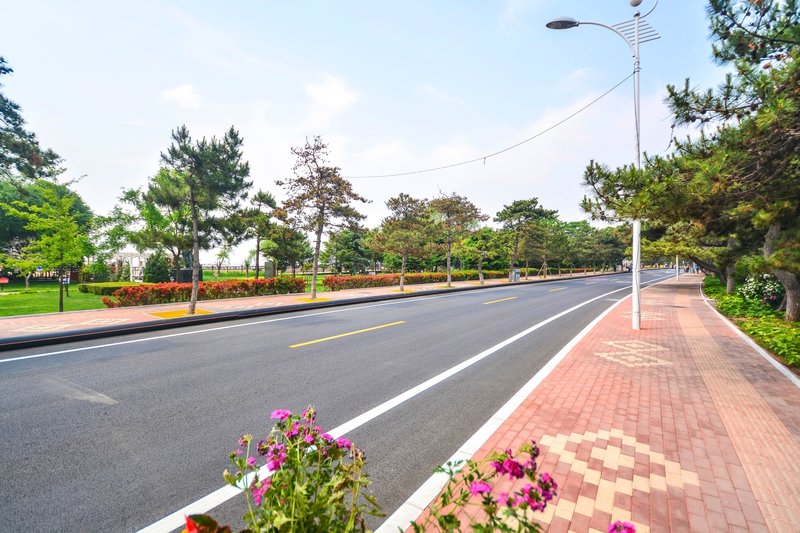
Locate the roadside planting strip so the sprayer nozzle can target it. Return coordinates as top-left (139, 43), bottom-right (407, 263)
top-left (139, 274), bottom-right (672, 533)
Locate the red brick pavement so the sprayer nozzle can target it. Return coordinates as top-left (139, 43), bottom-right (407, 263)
top-left (408, 274), bottom-right (800, 532)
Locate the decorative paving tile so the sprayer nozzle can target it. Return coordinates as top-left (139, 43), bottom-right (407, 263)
top-left (594, 340), bottom-right (671, 368)
top-left (80, 318), bottom-right (130, 325)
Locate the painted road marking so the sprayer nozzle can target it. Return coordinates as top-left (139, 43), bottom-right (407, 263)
top-left (289, 321), bottom-right (405, 348)
top-left (139, 274), bottom-right (674, 533)
top-left (549, 287), bottom-right (567, 292)
top-left (482, 297), bottom-right (517, 305)
top-left (0, 272), bottom-right (669, 365)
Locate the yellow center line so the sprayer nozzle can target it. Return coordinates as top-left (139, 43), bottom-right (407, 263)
top-left (549, 287), bottom-right (567, 292)
top-left (483, 296), bottom-right (518, 305)
top-left (290, 321), bottom-right (406, 348)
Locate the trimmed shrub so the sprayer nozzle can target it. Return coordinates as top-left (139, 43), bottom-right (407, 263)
top-left (78, 281), bottom-right (141, 295)
top-left (143, 250), bottom-right (172, 283)
top-left (322, 270), bottom-right (507, 291)
top-left (101, 276), bottom-right (305, 307)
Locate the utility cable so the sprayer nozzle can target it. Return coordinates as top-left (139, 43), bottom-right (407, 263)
top-left (345, 71), bottom-right (634, 180)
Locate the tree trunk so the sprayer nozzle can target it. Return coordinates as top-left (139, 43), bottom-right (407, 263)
top-left (478, 256), bottom-right (484, 285)
top-left (255, 237), bottom-right (261, 279)
top-left (446, 240), bottom-right (452, 287)
top-left (764, 222), bottom-right (800, 322)
top-left (725, 263), bottom-right (735, 294)
top-left (400, 253), bottom-right (407, 292)
top-left (24, 271), bottom-right (32, 290)
top-left (188, 187), bottom-right (200, 315)
top-left (525, 259), bottom-right (529, 280)
top-left (58, 267), bottom-right (64, 313)
top-left (311, 223), bottom-right (323, 299)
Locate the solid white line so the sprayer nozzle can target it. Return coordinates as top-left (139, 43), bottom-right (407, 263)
top-left (0, 288), bottom-right (508, 364)
top-left (377, 274), bottom-right (672, 531)
top-left (0, 273), bottom-right (659, 365)
top-left (700, 289), bottom-right (800, 389)
top-left (138, 278), bottom-right (676, 533)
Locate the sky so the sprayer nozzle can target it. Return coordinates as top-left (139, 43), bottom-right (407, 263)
top-left (1, 1), bottom-right (727, 264)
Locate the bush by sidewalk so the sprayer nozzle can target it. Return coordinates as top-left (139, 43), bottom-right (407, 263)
top-left (102, 276), bottom-right (305, 307)
top-left (78, 282), bottom-right (141, 295)
top-left (322, 270), bottom-right (508, 291)
top-left (704, 276), bottom-right (800, 367)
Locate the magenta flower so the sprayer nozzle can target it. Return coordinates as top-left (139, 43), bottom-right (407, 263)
top-left (304, 434), bottom-right (315, 444)
top-left (251, 478), bottom-right (271, 506)
top-left (336, 437), bottom-right (353, 449)
top-left (497, 492), bottom-right (516, 507)
top-left (271, 409), bottom-right (292, 421)
top-left (469, 480), bottom-right (492, 495)
top-left (321, 433), bottom-right (333, 441)
top-left (609, 521), bottom-right (636, 533)
top-left (502, 458), bottom-right (525, 479)
top-left (247, 456), bottom-right (257, 467)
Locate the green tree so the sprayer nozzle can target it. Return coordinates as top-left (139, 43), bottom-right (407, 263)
top-left (0, 57), bottom-right (62, 182)
top-left (457, 227), bottom-right (498, 285)
top-left (245, 189), bottom-right (276, 279)
top-left (1, 182), bottom-right (90, 311)
top-left (366, 193), bottom-right (429, 291)
top-left (262, 224), bottom-right (313, 276)
top-left (322, 227), bottom-right (372, 275)
top-left (161, 125), bottom-right (252, 314)
top-left (276, 136), bottom-right (368, 299)
top-left (494, 198), bottom-right (558, 280)
top-left (143, 249), bottom-right (171, 283)
top-left (428, 192), bottom-right (487, 287)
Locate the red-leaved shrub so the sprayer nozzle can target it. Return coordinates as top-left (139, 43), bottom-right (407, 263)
top-left (102, 276), bottom-right (305, 307)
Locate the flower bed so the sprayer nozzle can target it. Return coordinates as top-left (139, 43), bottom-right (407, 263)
top-left (322, 270), bottom-right (508, 291)
top-left (102, 276), bottom-right (305, 307)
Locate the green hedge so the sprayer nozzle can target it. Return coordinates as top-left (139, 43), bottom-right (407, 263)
top-left (78, 282), bottom-right (142, 295)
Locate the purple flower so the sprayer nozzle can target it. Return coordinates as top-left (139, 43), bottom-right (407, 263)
top-left (502, 458), bottom-right (525, 479)
top-left (469, 480), bottom-right (492, 495)
top-left (609, 520), bottom-right (636, 533)
top-left (336, 437), bottom-right (352, 449)
top-left (271, 409), bottom-right (292, 421)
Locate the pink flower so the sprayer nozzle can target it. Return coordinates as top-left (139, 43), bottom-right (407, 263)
top-left (502, 458), bottom-right (525, 479)
top-left (320, 433), bottom-right (333, 441)
top-left (609, 520), bottom-right (636, 533)
top-left (336, 437), bottom-right (352, 449)
top-left (271, 409), bottom-right (292, 421)
top-left (469, 480), bottom-right (492, 495)
top-left (304, 434), bottom-right (315, 444)
top-left (251, 478), bottom-right (272, 506)
top-left (247, 456), bottom-right (257, 467)
top-left (497, 492), bottom-right (516, 507)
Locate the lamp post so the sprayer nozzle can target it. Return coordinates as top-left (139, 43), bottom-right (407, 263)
top-left (546, 1), bottom-right (658, 330)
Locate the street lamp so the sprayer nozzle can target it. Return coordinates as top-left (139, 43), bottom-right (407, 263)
top-left (546, 1), bottom-right (659, 330)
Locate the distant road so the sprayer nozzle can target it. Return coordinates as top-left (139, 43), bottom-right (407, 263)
top-left (0, 270), bottom-right (672, 532)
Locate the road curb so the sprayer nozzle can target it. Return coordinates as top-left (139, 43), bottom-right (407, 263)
top-left (0, 271), bottom-right (629, 352)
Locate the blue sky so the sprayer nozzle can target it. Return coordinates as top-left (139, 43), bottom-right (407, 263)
top-left (1, 1), bottom-right (725, 263)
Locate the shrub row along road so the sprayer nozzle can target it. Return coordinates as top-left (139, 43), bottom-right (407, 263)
top-left (0, 270), bottom-right (672, 532)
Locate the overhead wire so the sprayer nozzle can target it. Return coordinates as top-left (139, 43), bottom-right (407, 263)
top-left (345, 71), bottom-right (635, 180)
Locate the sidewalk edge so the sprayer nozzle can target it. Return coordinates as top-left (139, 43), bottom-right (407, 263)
top-left (375, 292), bottom-right (631, 532)
top-left (700, 288), bottom-right (800, 389)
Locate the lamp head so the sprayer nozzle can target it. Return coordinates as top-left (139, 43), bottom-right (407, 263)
top-left (630, 0), bottom-right (643, 6)
top-left (545, 17), bottom-right (579, 30)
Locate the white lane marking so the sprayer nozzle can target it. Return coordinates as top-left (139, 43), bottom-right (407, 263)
top-left (378, 273), bottom-right (673, 531)
top-left (138, 274), bottom-right (672, 533)
top-left (0, 274), bottom-right (655, 365)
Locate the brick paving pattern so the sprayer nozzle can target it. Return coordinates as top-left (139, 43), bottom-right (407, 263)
top-left (414, 275), bottom-right (800, 532)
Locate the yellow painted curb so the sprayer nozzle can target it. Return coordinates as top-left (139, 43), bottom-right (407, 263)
top-left (295, 297), bottom-right (331, 303)
top-left (150, 308), bottom-right (212, 319)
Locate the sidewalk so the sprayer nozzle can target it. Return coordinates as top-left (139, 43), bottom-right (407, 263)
top-left (393, 274), bottom-right (800, 532)
top-left (0, 271), bottom-right (608, 349)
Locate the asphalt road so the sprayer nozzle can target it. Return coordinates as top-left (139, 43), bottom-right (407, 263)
top-left (0, 270), bottom-right (672, 532)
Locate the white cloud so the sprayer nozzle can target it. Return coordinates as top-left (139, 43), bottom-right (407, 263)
top-left (162, 84), bottom-right (201, 109)
top-left (302, 73), bottom-right (358, 130)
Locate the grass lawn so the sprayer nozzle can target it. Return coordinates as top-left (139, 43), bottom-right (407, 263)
top-left (0, 281), bottom-right (107, 317)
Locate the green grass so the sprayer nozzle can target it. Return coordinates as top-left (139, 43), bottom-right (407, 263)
top-left (0, 281), bottom-right (107, 316)
top-left (703, 276), bottom-right (800, 368)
